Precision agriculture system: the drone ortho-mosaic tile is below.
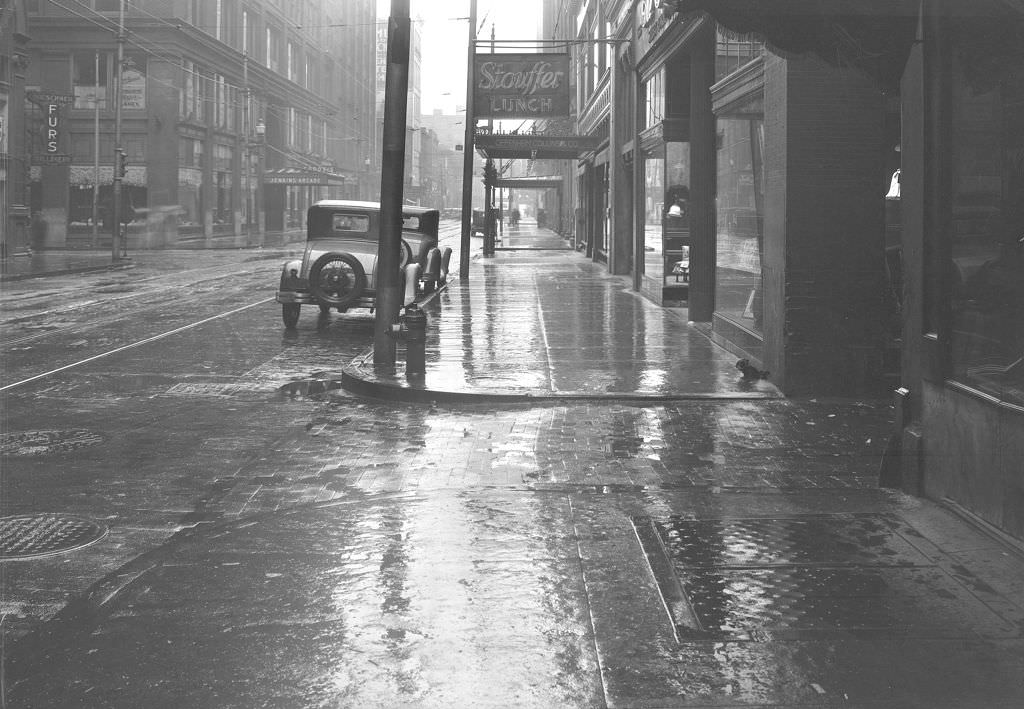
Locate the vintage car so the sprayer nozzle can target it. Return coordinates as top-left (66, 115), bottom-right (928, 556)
top-left (276, 200), bottom-right (447, 328)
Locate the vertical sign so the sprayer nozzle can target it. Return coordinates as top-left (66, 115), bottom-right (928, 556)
top-left (46, 103), bottom-right (61, 153)
top-left (27, 92), bottom-right (73, 164)
top-left (121, 64), bottom-right (146, 110)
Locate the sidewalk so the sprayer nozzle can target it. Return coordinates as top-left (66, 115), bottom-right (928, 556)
top-left (344, 225), bottom-right (780, 403)
top-left (5, 224), bottom-right (1024, 708)
top-left (0, 249), bottom-right (135, 282)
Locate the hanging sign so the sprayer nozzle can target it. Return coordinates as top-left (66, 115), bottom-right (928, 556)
top-left (473, 53), bottom-right (570, 119)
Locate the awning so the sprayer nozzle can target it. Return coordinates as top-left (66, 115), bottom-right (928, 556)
top-left (475, 134), bottom-right (601, 160)
top-left (667, 0), bottom-right (1024, 92)
top-left (262, 167), bottom-right (350, 186)
top-left (668, 0), bottom-right (918, 90)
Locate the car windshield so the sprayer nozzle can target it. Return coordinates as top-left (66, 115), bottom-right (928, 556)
top-left (331, 213), bottom-right (370, 233)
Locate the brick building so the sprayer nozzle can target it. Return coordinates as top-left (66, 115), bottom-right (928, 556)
top-left (22, 0), bottom-right (376, 249)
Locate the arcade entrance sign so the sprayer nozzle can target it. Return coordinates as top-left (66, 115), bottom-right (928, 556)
top-left (475, 133), bottom-right (600, 160)
top-left (473, 53), bottom-right (570, 119)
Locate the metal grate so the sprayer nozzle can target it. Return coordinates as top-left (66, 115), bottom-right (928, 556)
top-left (635, 514), bottom-right (1016, 640)
top-left (0, 514), bottom-right (108, 560)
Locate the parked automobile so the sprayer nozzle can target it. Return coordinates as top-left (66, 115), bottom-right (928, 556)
top-left (276, 200), bottom-right (448, 328)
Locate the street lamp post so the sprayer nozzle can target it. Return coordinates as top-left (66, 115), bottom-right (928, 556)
top-left (459, 0), bottom-right (478, 278)
top-left (254, 119), bottom-right (266, 244)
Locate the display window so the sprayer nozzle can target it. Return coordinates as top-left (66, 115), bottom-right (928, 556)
top-left (950, 58), bottom-right (1024, 405)
top-left (715, 91), bottom-right (765, 334)
top-left (641, 150), bottom-right (664, 286)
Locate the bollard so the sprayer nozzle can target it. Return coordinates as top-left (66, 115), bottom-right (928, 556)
top-left (403, 303), bottom-right (427, 377)
top-left (483, 207), bottom-right (496, 257)
top-left (439, 246), bottom-right (452, 283)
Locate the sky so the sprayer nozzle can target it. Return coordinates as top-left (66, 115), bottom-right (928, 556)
top-left (377, 0), bottom-right (543, 116)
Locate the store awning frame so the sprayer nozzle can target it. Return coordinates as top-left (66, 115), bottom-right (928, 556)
top-left (475, 133), bottom-right (601, 160)
top-left (495, 177), bottom-right (565, 189)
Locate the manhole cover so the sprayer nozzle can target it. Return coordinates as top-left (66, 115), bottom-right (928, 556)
top-left (0, 515), bottom-right (108, 560)
top-left (0, 429), bottom-right (104, 456)
top-left (634, 514), bottom-right (1016, 640)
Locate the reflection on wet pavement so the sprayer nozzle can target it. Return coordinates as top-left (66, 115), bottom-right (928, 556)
top-left (349, 242), bottom-right (780, 399)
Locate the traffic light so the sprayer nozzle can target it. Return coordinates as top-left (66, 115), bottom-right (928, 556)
top-left (117, 149), bottom-right (128, 178)
top-left (482, 160), bottom-right (497, 189)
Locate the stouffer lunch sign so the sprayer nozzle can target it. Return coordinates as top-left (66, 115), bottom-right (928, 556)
top-left (473, 53), bottom-right (570, 119)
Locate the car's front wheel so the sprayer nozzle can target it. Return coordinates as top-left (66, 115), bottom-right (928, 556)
top-left (282, 303), bottom-right (301, 329)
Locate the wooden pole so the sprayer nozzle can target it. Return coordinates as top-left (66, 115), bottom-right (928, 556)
top-left (373, 0), bottom-right (412, 367)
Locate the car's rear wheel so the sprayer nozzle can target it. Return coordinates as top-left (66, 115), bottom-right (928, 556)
top-left (308, 252), bottom-right (366, 308)
top-left (282, 303), bottom-right (301, 329)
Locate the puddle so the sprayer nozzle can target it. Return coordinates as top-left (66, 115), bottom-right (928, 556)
top-left (277, 379), bottom-right (343, 398)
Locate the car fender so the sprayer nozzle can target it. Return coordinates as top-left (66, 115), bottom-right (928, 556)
top-left (279, 259), bottom-right (306, 291)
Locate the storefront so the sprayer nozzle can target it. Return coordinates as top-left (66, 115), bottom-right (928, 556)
top-left (628, 9), bottom-right (718, 313)
top-left (262, 167), bottom-right (351, 233)
top-left (671, 0), bottom-right (1024, 539)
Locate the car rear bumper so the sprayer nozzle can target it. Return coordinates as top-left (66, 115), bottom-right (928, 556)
top-left (276, 291), bottom-right (316, 305)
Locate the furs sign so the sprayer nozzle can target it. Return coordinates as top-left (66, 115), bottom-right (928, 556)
top-left (473, 53), bottom-right (570, 119)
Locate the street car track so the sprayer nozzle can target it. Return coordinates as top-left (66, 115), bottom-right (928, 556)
top-left (0, 298), bottom-right (273, 394)
top-left (1, 265), bottom-right (284, 349)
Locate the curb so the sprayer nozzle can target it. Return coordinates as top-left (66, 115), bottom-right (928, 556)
top-left (0, 261), bottom-right (135, 282)
top-left (339, 353), bottom-right (782, 405)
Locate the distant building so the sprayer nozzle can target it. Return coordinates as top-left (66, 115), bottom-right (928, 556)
top-left (375, 11), bottom-right (421, 204)
top-left (21, 0), bottom-right (376, 248)
top-left (420, 109), bottom-right (467, 209)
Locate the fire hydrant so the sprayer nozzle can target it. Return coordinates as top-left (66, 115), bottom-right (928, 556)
top-left (389, 303), bottom-right (427, 378)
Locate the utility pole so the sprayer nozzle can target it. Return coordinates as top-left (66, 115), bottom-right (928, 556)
top-left (243, 53), bottom-right (252, 245)
top-left (110, 0), bottom-right (125, 260)
top-left (373, 0), bottom-right (411, 368)
top-left (459, 0), bottom-right (478, 278)
top-left (483, 24), bottom-right (496, 257)
top-left (91, 51), bottom-right (100, 248)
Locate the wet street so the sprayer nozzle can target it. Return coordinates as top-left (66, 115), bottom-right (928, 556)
top-left (2, 225), bottom-right (1024, 707)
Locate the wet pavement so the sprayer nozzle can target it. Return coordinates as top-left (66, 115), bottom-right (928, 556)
top-left (3, 223), bottom-right (1024, 707)
top-left (344, 225), bottom-right (779, 402)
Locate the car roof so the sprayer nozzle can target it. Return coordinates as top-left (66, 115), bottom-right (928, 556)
top-left (312, 200), bottom-right (436, 216)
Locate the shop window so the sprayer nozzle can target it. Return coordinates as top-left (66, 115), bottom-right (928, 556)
top-left (714, 31), bottom-right (764, 81)
top-left (950, 61), bottom-right (1024, 405)
top-left (72, 52), bottom-right (110, 109)
top-left (213, 143), bottom-right (234, 231)
top-left (641, 151), bottom-right (665, 286)
top-left (715, 91), bottom-right (765, 334)
top-left (664, 141), bottom-right (691, 290)
top-left (642, 69), bottom-right (664, 130)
